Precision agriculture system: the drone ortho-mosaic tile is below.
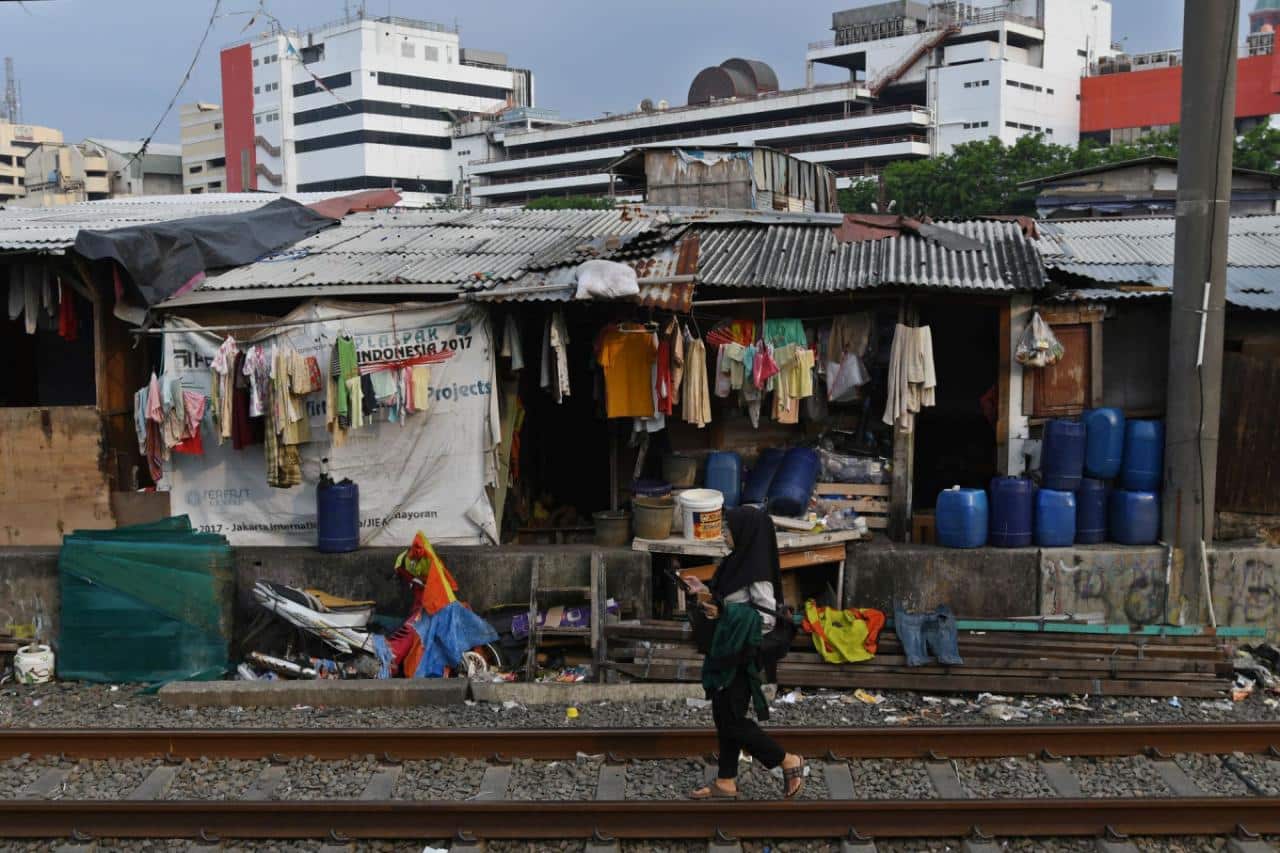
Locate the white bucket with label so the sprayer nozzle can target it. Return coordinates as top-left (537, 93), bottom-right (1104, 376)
top-left (678, 489), bottom-right (725, 541)
top-left (15, 644), bottom-right (54, 685)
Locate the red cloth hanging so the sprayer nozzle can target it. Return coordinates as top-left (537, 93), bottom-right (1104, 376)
top-left (57, 283), bottom-right (78, 341)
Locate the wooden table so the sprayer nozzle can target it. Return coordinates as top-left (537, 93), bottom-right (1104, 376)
top-left (633, 529), bottom-right (866, 608)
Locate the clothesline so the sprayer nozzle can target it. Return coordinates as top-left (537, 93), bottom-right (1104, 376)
top-left (133, 300), bottom-right (466, 337)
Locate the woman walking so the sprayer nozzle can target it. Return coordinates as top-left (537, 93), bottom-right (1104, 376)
top-left (689, 506), bottom-right (806, 800)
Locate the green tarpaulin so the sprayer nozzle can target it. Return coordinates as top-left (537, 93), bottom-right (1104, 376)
top-left (57, 516), bottom-right (233, 683)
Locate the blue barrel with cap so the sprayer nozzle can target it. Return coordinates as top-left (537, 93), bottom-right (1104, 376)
top-left (1122, 420), bottom-right (1165, 492)
top-left (742, 448), bottom-right (785, 506)
top-left (1041, 419), bottom-right (1086, 492)
top-left (767, 448), bottom-right (820, 517)
top-left (704, 451), bottom-right (743, 509)
top-left (317, 478), bottom-right (360, 553)
top-left (1110, 489), bottom-right (1160, 545)
top-left (1083, 407), bottom-right (1125, 480)
top-left (988, 476), bottom-right (1034, 548)
top-left (936, 487), bottom-right (988, 548)
top-left (1035, 488), bottom-right (1076, 547)
top-left (1075, 477), bottom-right (1109, 544)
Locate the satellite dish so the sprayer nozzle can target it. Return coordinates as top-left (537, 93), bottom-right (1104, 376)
top-left (639, 98), bottom-right (655, 113)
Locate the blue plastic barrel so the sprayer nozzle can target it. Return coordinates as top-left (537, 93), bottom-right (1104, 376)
top-left (704, 452), bottom-right (743, 509)
top-left (988, 476), bottom-right (1034, 548)
top-left (1075, 478), bottom-right (1109, 544)
top-left (1035, 488), bottom-right (1077, 547)
top-left (1122, 420), bottom-right (1165, 492)
top-left (317, 479), bottom-right (360, 553)
top-left (936, 488), bottom-right (989, 548)
top-left (742, 448), bottom-right (785, 506)
top-left (1041, 419), bottom-right (1086, 492)
top-left (1083, 407), bottom-right (1125, 480)
top-left (1110, 489), bottom-right (1160, 545)
top-left (767, 448), bottom-right (820, 517)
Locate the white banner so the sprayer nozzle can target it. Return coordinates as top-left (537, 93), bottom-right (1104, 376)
top-left (161, 299), bottom-right (500, 547)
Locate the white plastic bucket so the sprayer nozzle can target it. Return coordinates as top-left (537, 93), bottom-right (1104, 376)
top-left (15, 644), bottom-right (54, 685)
top-left (679, 488), bottom-right (725, 541)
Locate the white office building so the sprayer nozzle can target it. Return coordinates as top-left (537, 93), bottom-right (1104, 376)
top-left (460, 0), bottom-right (1113, 206)
top-left (219, 13), bottom-right (532, 198)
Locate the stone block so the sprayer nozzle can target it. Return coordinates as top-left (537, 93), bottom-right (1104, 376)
top-left (1039, 546), bottom-right (1171, 625)
top-left (470, 681), bottom-right (705, 706)
top-left (157, 677), bottom-right (468, 708)
top-left (1209, 545), bottom-right (1280, 642)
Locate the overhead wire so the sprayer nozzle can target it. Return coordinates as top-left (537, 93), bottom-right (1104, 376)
top-left (115, 0), bottom-right (224, 180)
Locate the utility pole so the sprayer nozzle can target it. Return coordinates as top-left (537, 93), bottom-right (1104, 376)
top-left (1164, 0), bottom-right (1237, 623)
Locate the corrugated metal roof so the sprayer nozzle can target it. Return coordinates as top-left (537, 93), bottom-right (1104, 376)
top-left (696, 219), bottom-right (1044, 292)
top-left (166, 207), bottom-right (678, 307)
top-left (0, 192), bottom-right (370, 253)
top-left (1038, 216), bottom-right (1280, 309)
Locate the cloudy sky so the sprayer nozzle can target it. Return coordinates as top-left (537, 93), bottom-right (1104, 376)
top-left (0, 0), bottom-right (1249, 143)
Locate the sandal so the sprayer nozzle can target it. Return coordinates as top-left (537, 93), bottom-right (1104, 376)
top-left (782, 760), bottom-right (807, 799)
top-left (690, 781), bottom-right (739, 800)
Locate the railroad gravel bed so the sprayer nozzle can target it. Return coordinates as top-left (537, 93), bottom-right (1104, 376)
top-left (624, 758), bottom-right (710, 800)
top-left (165, 758), bottom-right (268, 800)
top-left (846, 757), bottom-right (935, 798)
top-left (58, 758), bottom-right (160, 800)
top-left (393, 758), bottom-right (485, 800)
top-left (0, 755), bottom-right (67, 798)
top-left (1223, 753), bottom-right (1280, 795)
top-left (956, 757), bottom-right (1057, 798)
top-left (1173, 752), bottom-right (1252, 796)
top-left (4, 682), bottom-right (1278, 730)
top-left (1068, 756), bottom-right (1174, 798)
top-left (509, 754), bottom-right (602, 801)
top-left (274, 756), bottom-right (379, 800)
top-left (876, 841), bottom-right (1095, 853)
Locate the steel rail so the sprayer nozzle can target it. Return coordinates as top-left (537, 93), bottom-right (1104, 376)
top-left (3, 723), bottom-right (1278, 761)
top-left (2, 798), bottom-right (1279, 840)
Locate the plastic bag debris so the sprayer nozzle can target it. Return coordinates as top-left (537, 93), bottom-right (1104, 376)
top-left (574, 260), bottom-right (639, 300)
top-left (852, 689), bottom-right (885, 705)
top-left (1231, 675), bottom-right (1256, 703)
top-left (685, 697), bottom-right (712, 709)
top-left (777, 689), bottom-right (804, 704)
top-left (983, 703), bottom-right (1028, 722)
top-left (502, 699), bottom-right (523, 711)
top-left (1168, 696), bottom-right (1182, 708)
top-left (1016, 311), bottom-right (1065, 367)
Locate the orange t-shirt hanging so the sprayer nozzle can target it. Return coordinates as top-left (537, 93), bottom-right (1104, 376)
top-left (596, 325), bottom-right (657, 419)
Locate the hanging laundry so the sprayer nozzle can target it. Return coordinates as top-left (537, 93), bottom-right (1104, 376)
top-left (334, 336), bottom-right (357, 428)
top-left (669, 321), bottom-right (686, 401)
top-left (410, 366), bottom-right (431, 413)
top-left (681, 337), bottom-right (712, 428)
top-left (549, 310), bottom-right (571, 403)
top-left (706, 319), bottom-right (756, 348)
top-left (763, 318), bottom-right (806, 350)
top-left (713, 345), bottom-right (733, 398)
top-left (6, 265), bottom-right (21, 322)
top-left (655, 329), bottom-right (674, 416)
top-left (597, 324), bottom-right (657, 419)
top-left (211, 336), bottom-right (238, 442)
top-left (633, 356), bottom-right (665, 434)
top-left (828, 314), bottom-right (873, 364)
top-left (501, 315), bottom-right (525, 371)
top-left (231, 351), bottom-right (258, 449)
top-left (57, 283), bottom-right (78, 342)
top-left (173, 391), bottom-right (207, 455)
top-left (883, 323), bottom-right (937, 433)
top-left (23, 264), bottom-right (40, 335)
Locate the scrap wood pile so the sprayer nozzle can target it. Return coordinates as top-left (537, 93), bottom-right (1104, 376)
top-left (605, 619), bottom-right (1253, 699)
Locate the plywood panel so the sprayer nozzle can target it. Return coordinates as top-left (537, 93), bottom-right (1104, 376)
top-left (0, 407), bottom-right (114, 544)
top-left (1033, 323), bottom-right (1091, 416)
top-left (1217, 352), bottom-right (1280, 515)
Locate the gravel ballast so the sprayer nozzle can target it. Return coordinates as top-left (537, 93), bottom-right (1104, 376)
top-left (166, 758), bottom-right (268, 800)
top-left (956, 757), bottom-right (1057, 798)
top-left (393, 758), bottom-right (485, 800)
top-left (1069, 756), bottom-right (1174, 798)
top-left (1172, 752), bottom-right (1252, 796)
top-left (58, 758), bottom-right (160, 800)
top-left (1223, 753), bottom-right (1280, 795)
top-left (509, 755), bottom-right (601, 801)
top-left (847, 757), bottom-right (935, 799)
top-left (275, 756), bottom-right (379, 800)
top-left (3, 682), bottom-right (1278, 730)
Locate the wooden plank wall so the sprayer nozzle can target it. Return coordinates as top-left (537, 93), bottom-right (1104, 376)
top-left (0, 407), bottom-right (114, 544)
top-left (1217, 352), bottom-right (1280, 515)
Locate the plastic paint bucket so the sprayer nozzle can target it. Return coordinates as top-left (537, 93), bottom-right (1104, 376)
top-left (678, 488), bottom-right (725, 541)
top-left (15, 644), bottom-right (54, 685)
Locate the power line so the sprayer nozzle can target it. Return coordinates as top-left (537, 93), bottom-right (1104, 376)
top-left (116, 0), bottom-right (223, 180)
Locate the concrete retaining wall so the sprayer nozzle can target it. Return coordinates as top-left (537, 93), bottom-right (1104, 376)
top-left (843, 542), bottom-right (1042, 618)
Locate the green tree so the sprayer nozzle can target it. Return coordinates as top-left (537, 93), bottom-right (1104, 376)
top-left (525, 195), bottom-right (615, 210)
top-left (833, 124), bottom-right (1269, 218)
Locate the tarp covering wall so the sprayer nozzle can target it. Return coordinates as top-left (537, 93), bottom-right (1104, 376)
top-left (161, 299), bottom-right (500, 546)
top-left (57, 516), bottom-right (233, 683)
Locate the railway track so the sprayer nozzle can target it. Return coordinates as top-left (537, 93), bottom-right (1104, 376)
top-left (1, 723), bottom-right (1279, 850)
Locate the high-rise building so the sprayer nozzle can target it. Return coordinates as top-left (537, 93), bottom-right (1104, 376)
top-left (458, 0), bottom-right (1113, 206)
top-left (1081, 0), bottom-right (1280, 145)
top-left (180, 103), bottom-right (227, 194)
top-left (16, 138), bottom-right (182, 207)
top-left (218, 12), bottom-right (533, 199)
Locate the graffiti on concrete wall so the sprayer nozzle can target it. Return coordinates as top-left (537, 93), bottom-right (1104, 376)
top-left (1040, 548), bottom-right (1173, 626)
top-left (1210, 548), bottom-right (1279, 642)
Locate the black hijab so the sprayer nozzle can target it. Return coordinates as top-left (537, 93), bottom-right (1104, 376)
top-left (711, 506), bottom-right (782, 600)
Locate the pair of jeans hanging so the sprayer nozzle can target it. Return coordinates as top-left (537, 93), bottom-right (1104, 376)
top-left (894, 605), bottom-right (963, 667)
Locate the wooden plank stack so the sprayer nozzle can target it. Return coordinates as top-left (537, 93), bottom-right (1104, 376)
top-left (605, 621), bottom-right (1239, 698)
top-left (814, 483), bottom-right (889, 531)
